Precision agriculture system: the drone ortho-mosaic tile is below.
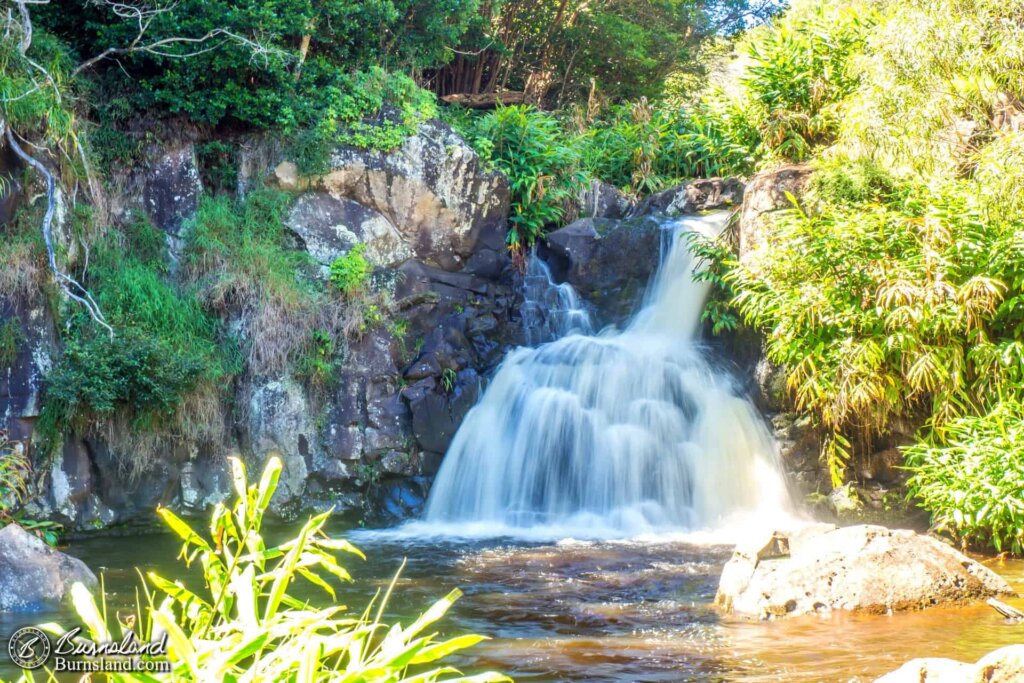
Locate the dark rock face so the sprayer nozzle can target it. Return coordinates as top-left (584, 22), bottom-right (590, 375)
top-left (542, 178), bottom-right (744, 326)
top-left (577, 179), bottom-right (634, 219)
top-left (143, 146), bottom-right (203, 242)
top-left (0, 523), bottom-right (98, 612)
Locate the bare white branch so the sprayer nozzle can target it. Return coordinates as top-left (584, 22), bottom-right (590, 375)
top-left (4, 123), bottom-right (114, 336)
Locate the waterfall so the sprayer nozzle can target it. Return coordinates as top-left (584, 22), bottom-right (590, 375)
top-left (421, 212), bottom-right (792, 539)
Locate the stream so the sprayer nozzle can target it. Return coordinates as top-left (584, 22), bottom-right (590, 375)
top-left (2, 528), bottom-right (1022, 682)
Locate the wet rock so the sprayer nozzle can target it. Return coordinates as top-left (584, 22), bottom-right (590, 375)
top-left (542, 178), bottom-right (743, 326)
top-left (738, 164), bottom-right (813, 266)
top-left (716, 524), bottom-right (1015, 620)
top-left (875, 645), bottom-right (1024, 683)
top-left (0, 523), bottom-right (98, 612)
top-left (578, 179), bottom-right (633, 219)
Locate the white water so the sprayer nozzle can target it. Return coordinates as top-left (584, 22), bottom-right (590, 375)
top-left (408, 212), bottom-right (792, 541)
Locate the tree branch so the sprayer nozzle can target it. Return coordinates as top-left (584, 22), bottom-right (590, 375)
top-left (4, 124), bottom-right (113, 336)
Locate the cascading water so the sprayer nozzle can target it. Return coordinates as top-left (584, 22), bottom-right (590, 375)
top-left (421, 212), bottom-right (791, 538)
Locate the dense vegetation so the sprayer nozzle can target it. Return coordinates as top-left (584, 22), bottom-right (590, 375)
top-left (691, 0), bottom-right (1024, 553)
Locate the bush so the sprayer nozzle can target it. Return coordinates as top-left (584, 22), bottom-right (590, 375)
top-left (30, 457), bottom-right (509, 682)
top-left (37, 2), bottom-right (473, 132)
top-left (740, 1), bottom-right (873, 163)
top-left (329, 244), bottom-right (371, 296)
top-left (456, 105), bottom-right (586, 251)
top-left (905, 401), bottom-right (1024, 554)
top-left (727, 172), bottom-right (1023, 484)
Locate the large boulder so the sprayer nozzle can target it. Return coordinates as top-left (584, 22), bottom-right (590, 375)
top-left (577, 179), bottom-right (633, 219)
top-left (875, 645), bottom-right (1024, 683)
top-left (715, 524), bottom-right (1015, 620)
top-left (738, 164), bottom-right (812, 266)
top-left (0, 523), bottom-right (98, 612)
top-left (631, 177), bottom-right (744, 217)
top-left (280, 119), bottom-right (510, 272)
top-left (286, 192), bottom-right (412, 268)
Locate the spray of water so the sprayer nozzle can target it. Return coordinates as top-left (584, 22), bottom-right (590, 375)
top-left (410, 212), bottom-right (792, 540)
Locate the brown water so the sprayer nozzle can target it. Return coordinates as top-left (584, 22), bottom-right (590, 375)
top-left (3, 528), bottom-right (1021, 682)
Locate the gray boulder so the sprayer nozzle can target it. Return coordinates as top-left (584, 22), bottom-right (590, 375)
top-left (0, 523), bottom-right (98, 612)
top-left (577, 179), bottom-right (633, 219)
top-left (738, 164), bottom-right (812, 266)
top-left (716, 524), bottom-right (1015, 620)
top-left (282, 119), bottom-right (510, 272)
top-left (875, 645), bottom-right (1024, 683)
top-left (631, 177), bottom-right (744, 217)
top-left (287, 192), bottom-right (411, 268)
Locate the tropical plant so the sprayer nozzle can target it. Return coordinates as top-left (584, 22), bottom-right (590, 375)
top-left (740, 1), bottom-right (873, 163)
top-left (905, 400), bottom-right (1024, 555)
top-left (24, 457), bottom-right (509, 682)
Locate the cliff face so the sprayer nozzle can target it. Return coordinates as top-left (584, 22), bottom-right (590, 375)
top-left (0, 120), bottom-right (526, 530)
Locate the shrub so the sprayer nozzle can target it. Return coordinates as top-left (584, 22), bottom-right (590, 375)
top-left (329, 244), bottom-right (371, 297)
top-left (30, 457), bottom-right (509, 682)
top-left (455, 105), bottom-right (585, 250)
top-left (741, 1), bottom-right (873, 163)
top-left (0, 318), bottom-right (23, 367)
top-left (727, 173), bottom-right (1022, 484)
top-left (905, 401), bottom-right (1024, 554)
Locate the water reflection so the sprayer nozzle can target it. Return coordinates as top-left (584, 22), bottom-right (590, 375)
top-left (2, 531), bottom-right (1021, 682)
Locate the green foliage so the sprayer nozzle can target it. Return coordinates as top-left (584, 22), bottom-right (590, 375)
top-left (684, 230), bottom-right (740, 335)
top-left (186, 189), bottom-right (328, 376)
top-left (33, 456), bottom-right (508, 682)
top-left (728, 169), bottom-right (1024, 484)
top-left (741, 1), bottom-right (874, 162)
top-left (38, 330), bottom-right (209, 444)
top-left (705, 0), bottom-right (1024, 529)
top-left (37, 2), bottom-right (472, 132)
top-left (0, 318), bottom-right (23, 367)
top-left (0, 431), bottom-right (30, 519)
top-left (294, 328), bottom-right (340, 390)
top-left (290, 69), bottom-right (439, 174)
top-left (579, 96), bottom-right (757, 193)
top-left (456, 105), bottom-right (585, 249)
top-left (196, 140), bottom-right (238, 194)
top-left (905, 401), bottom-right (1024, 554)
top-left (330, 244), bottom-right (371, 297)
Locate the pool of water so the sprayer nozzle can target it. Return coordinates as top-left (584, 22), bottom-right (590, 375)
top-left (2, 525), bottom-right (1023, 682)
